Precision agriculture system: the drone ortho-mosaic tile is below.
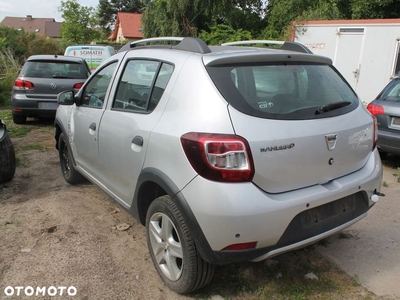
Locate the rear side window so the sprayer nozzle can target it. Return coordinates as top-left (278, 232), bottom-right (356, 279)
top-left (21, 61), bottom-right (88, 79)
top-left (113, 60), bottom-right (173, 113)
top-left (207, 64), bottom-right (358, 120)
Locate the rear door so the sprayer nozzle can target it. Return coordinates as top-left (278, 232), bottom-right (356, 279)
top-left (96, 59), bottom-right (174, 206)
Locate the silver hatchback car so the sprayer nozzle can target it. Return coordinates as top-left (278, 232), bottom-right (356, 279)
top-left (11, 55), bottom-right (90, 124)
top-left (54, 37), bottom-right (383, 294)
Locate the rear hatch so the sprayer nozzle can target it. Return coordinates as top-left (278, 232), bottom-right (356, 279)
top-left (206, 56), bottom-right (375, 193)
top-left (16, 60), bottom-right (88, 102)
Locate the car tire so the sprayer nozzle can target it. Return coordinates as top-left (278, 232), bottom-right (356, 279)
top-left (146, 195), bottom-right (215, 294)
top-left (0, 133), bottom-right (16, 183)
top-left (12, 113), bottom-right (26, 124)
top-left (58, 133), bottom-right (85, 184)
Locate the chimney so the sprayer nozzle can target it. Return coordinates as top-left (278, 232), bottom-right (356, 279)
top-left (27, 15), bottom-right (32, 20)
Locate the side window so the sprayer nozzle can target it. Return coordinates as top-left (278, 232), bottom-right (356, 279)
top-left (149, 63), bottom-right (174, 111)
top-left (113, 60), bottom-right (173, 113)
top-left (82, 61), bottom-right (118, 108)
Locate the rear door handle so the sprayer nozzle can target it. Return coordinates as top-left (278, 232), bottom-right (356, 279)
top-left (89, 123), bottom-right (96, 131)
top-left (132, 136), bottom-right (143, 146)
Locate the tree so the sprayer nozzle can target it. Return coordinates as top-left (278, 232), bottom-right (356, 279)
top-left (199, 24), bottom-right (252, 45)
top-left (263, 0), bottom-right (351, 39)
top-left (141, 0), bottom-right (265, 38)
top-left (224, 6), bottom-right (267, 37)
top-left (350, 0), bottom-right (400, 19)
top-left (59, 0), bottom-right (101, 44)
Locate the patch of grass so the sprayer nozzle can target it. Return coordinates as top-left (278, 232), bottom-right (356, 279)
top-left (1, 109), bottom-right (54, 138)
top-left (20, 171), bottom-right (31, 178)
top-left (352, 274), bottom-right (360, 286)
top-left (0, 110), bottom-right (33, 138)
top-left (0, 219), bottom-right (22, 230)
top-left (20, 144), bottom-right (45, 152)
top-left (8, 126), bottom-right (33, 138)
top-left (0, 109), bottom-right (11, 121)
top-left (194, 247), bottom-right (377, 300)
top-left (393, 167), bottom-right (400, 183)
top-left (16, 153), bottom-right (29, 168)
top-left (382, 181), bottom-right (388, 187)
top-left (39, 124), bottom-right (55, 132)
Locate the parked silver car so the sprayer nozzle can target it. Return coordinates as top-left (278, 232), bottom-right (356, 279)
top-left (367, 77), bottom-right (400, 157)
top-left (54, 37), bottom-right (383, 294)
top-left (11, 55), bottom-right (90, 124)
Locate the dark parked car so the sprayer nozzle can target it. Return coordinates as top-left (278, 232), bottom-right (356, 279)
top-left (367, 77), bottom-right (400, 157)
top-left (0, 119), bottom-right (15, 183)
top-left (11, 55), bottom-right (91, 124)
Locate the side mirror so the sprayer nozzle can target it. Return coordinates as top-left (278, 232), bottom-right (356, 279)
top-left (57, 90), bottom-right (75, 105)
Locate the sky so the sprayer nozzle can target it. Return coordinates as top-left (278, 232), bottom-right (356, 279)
top-left (0, 0), bottom-right (99, 22)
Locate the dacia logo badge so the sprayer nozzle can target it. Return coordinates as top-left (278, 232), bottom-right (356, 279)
top-left (325, 134), bottom-right (338, 151)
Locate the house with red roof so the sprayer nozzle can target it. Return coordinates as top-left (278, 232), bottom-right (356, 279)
top-left (1, 15), bottom-right (62, 38)
top-left (108, 12), bottom-right (143, 43)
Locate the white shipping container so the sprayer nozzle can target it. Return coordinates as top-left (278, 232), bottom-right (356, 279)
top-left (293, 19), bottom-right (400, 103)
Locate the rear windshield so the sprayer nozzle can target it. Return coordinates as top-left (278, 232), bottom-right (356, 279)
top-left (20, 61), bottom-right (88, 79)
top-left (206, 63), bottom-right (359, 120)
top-left (377, 78), bottom-right (400, 102)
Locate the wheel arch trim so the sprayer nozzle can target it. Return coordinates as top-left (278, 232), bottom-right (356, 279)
top-left (132, 168), bottom-right (217, 263)
top-left (54, 120), bottom-right (77, 167)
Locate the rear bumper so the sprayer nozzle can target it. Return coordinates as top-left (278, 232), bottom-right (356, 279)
top-left (180, 149), bottom-right (383, 264)
top-left (12, 97), bottom-right (58, 118)
top-left (377, 129), bottom-right (400, 155)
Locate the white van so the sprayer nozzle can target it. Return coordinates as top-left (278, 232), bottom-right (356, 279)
top-left (64, 45), bottom-right (116, 71)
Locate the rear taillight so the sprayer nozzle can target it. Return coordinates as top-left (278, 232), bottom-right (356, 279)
top-left (180, 132), bottom-right (254, 182)
top-left (14, 79), bottom-right (34, 90)
top-left (372, 115), bottom-right (378, 150)
top-left (367, 103), bottom-right (384, 116)
top-left (73, 82), bottom-right (84, 93)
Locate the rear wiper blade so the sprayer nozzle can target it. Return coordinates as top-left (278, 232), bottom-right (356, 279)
top-left (316, 101), bottom-right (352, 114)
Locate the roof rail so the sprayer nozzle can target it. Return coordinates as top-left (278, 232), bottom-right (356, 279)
top-left (220, 40), bottom-right (313, 54)
top-left (119, 37), bottom-right (211, 54)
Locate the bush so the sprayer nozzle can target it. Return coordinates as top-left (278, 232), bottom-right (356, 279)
top-left (0, 50), bottom-right (20, 107)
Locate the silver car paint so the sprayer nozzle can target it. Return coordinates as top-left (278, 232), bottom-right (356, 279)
top-left (230, 103), bottom-right (376, 193)
top-left (181, 149), bottom-right (382, 252)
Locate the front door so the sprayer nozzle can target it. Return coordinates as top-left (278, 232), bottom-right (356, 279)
top-left (71, 61), bottom-right (118, 176)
